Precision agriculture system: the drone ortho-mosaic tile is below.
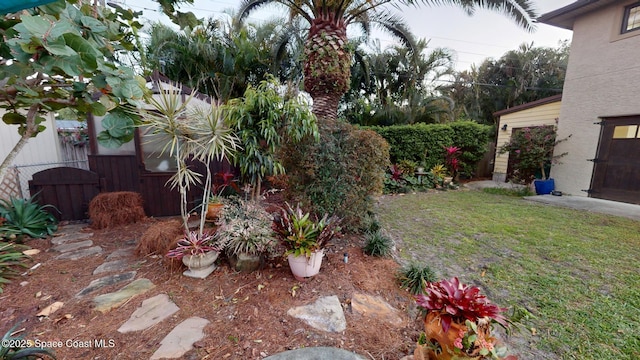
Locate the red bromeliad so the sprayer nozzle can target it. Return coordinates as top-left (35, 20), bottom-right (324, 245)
top-left (415, 277), bottom-right (507, 333)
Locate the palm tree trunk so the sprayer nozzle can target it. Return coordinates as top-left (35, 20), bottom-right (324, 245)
top-left (303, 17), bottom-right (351, 122)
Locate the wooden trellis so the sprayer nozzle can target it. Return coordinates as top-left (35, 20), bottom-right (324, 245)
top-left (0, 167), bottom-right (20, 201)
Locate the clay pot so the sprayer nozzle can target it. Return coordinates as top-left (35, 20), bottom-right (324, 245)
top-left (206, 203), bottom-right (224, 221)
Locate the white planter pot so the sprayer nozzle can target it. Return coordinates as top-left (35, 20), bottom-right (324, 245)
top-left (182, 251), bottom-right (219, 279)
top-left (287, 249), bottom-right (324, 281)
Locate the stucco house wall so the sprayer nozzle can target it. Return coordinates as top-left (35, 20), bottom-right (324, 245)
top-left (542, 0), bottom-right (640, 197)
top-left (492, 97), bottom-right (562, 182)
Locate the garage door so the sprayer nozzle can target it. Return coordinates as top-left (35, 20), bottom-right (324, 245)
top-left (590, 116), bottom-right (640, 204)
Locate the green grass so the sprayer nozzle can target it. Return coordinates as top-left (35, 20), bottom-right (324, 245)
top-left (377, 191), bottom-right (640, 360)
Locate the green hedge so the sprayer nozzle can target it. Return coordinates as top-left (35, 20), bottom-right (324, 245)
top-left (367, 121), bottom-right (492, 177)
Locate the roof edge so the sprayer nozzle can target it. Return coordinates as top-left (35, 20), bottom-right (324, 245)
top-left (493, 94), bottom-right (562, 117)
top-left (537, 0), bottom-right (600, 30)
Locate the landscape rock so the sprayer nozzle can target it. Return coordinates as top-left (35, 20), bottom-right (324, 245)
top-left (52, 239), bottom-right (93, 253)
top-left (55, 246), bottom-right (102, 260)
top-left (351, 292), bottom-right (404, 326)
top-left (117, 294), bottom-right (180, 333)
top-left (93, 259), bottom-right (130, 275)
top-left (287, 295), bottom-right (346, 333)
top-left (264, 347), bottom-right (367, 360)
top-left (150, 316), bottom-right (209, 359)
top-left (93, 278), bottom-right (155, 313)
top-left (75, 271), bottom-right (137, 298)
top-left (50, 232), bottom-right (92, 245)
top-left (106, 248), bottom-right (133, 260)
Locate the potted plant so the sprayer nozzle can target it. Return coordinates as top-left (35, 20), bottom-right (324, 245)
top-left (414, 277), bottom-right (511, 360)
top-left (498, 126), bottom-right (570, 195)
top-left (272, 203), bottom-right (340, 281)
top-left (166, 230), bottom-right (226, 278)
top-left (215, 198), bottom-right (277, 272)
top-left (140, 81), bottom-right (239, 278)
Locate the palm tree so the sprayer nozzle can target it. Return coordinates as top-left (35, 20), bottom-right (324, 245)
top-left (237, 0), bottom-right (536, 122)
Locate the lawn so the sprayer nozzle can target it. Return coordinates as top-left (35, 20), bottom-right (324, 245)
top-left (376, 190), bottom-right (640, 360)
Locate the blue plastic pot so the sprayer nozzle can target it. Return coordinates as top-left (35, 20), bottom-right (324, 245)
top-left (534, 178), bottom-right (555, 195)
top-left (0, 0), bottom-right (57, 14)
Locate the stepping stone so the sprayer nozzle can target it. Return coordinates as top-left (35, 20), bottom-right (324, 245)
top-left (75, 271), bottom-right (137, 298)
top-left (53, 239), bottom-right (93, 253)
top-left (265, 347), bottom-right (367, 360)
top-left (106, 248), bottom-right (133, 260)
top-left (150, 317), bottom-right (209, 359)
top-left (93, 259), bottom-right (129, 275)
top-left (93, 278), bottom-right (155, 313)
top-left (287, 295), bottom-right (346, 333)
top-left (51, 232), bottom-right (93, 245)
top-left (55, 246), bottom-right (102, 260)
top-left (117, 294), bottom-right (180, 333)
top-left (350, 293), bottom-right (404, 327)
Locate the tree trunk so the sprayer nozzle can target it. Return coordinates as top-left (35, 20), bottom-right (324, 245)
top-left (303, 16), bottom-right (351, 122)
top-left (0, 104), bottom-right (40, 188)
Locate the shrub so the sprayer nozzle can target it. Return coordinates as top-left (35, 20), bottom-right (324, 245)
top-left (280, 122), bottom-right (390, 231)
top-left (368, 121), bottom-right (491, 178)
top-left (397, 263), bottom-right (437, 295)
top-left (0, 196), bottom-right (58, 242)
top-left (363, 231), bottom-right (393, 257)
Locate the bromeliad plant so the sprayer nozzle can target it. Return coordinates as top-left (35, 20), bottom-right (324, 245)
top-left (272, 203), bottom-right (340, 258)
top-left (166, 230), bottom-right (223, 260)
top-left (215, 198), bottom-right (277, 258)
top-left (1, 321), bottom-right (56, 359)
top-left (415, 277), bottom-right (510, 359)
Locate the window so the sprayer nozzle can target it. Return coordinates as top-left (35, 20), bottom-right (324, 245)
top-left (139, 125), bottom-right (178, 172)
top-left (612, 125), bottom-right (638, 139)
top-left (622, 3), bottom-right (640, 33)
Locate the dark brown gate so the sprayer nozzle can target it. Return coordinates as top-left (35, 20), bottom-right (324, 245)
top-left (590, 116), bottom-right (640, 204)
top-left (29, 167), bottom-right (103, 221)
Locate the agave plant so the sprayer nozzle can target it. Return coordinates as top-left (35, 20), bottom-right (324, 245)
top-left (0, 196), bottom-right (58, 242)
top-left (0, 242), bottom-right (29, 293)
top-left (272, 203), bottom-right (340, 258)
top-left (415, 277), bottom-right (507, 333)
top-left (0, 322), bottom-right (56, 359)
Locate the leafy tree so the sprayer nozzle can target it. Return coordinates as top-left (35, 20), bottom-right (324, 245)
top-left (0, 0), bottom-right (145, 184)
top-left (224, 76), bottom-right (318, 200)
top-left (444, 41), bottom-right (569, 124)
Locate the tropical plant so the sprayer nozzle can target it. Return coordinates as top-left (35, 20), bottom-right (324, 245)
top-left (215, 198), bottom-right (277, 257)
top-left (139, 80), bottom-right (239, 243)
top-left (0, 1), bottom-right (146, 185)
top-left (415, 277), bottom-right (511, 359)
top-left (166, 230), bottom-right (223, 260)
top-left (397, 263), bottom-right (436, 295)
top-left (498, 125), bottom-right (570, 183)
top-left (0, 242), bottom-right (29, 293)
top-left (0, 321), bottom-right (56, 359)
top-left (416, 277), bottom-right (508, 333)
top-left (272, 203), bottom-right (340, 258)
top-left (0, 197), bottom-right (58, 242)
top-left (224, 76), bottom-right (318, 200)
top-left (363, 231), bottom-right (392, 257)
top-left (0, 324), bottom-right (56, 360)
top-left (234, 0), bottom-right (536, 123)
top-left (444, 146), bottom-right (461, 180)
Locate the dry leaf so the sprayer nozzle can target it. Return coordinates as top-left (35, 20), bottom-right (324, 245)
top-left (257, 284), bottom-right (265, 291)
top-left (37, 301), bottom-right (64, 317)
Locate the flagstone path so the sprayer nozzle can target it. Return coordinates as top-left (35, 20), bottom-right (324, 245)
top-left (45, 223), bottom-right (408, 359)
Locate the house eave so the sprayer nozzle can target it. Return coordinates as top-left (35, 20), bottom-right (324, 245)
top-left (537, 0), bottom-right (618, 30)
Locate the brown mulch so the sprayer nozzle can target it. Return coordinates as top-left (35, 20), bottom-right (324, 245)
top-left (0, 219), bottom-right (422, 360)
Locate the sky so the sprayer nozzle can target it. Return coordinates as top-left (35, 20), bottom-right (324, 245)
top-left (116, 0), bottom-right (576, 72)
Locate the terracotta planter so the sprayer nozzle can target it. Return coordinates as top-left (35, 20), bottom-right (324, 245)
top-left (287, 249), bottom-right (324, 281)
top-left (182, 251), bottom-right (219, 279)
top-left (422, 312), bottom-right (490, 360)
top-left (206, 203), bottom-right (224, 221)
